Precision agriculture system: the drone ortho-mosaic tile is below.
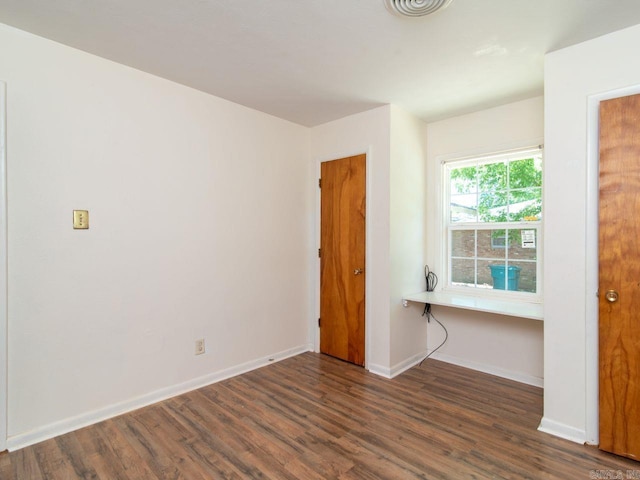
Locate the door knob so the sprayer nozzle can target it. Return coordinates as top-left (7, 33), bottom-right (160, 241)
top-left (354, 268), bottom-right (363, 275)
top-left (605, 290), bottom-right (619, 303)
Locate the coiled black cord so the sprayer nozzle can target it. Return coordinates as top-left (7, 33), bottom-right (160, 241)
top-left (423, 265), bottom-right (438, 316)
top-left (420, 265), bottom-right (448, 366)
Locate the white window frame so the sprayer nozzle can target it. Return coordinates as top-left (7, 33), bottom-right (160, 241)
top-left (441, 146), bottom-right (543, 302)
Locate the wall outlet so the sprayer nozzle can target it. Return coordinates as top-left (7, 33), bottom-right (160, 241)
top-left (195, 339), bottom-right (205, 355)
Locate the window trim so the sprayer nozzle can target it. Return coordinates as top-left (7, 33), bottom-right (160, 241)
top-left (440, 144), bottom-right (544, 303)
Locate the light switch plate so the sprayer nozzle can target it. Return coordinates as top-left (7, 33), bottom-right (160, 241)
top-left (73, 210), bottom-right (89, 229)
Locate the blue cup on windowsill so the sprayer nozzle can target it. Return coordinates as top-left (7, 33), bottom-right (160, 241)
top-left (489, 264), bottom-right (521, 291)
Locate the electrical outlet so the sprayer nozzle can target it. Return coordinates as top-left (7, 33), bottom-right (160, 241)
top-left (195, 339), bottom-right (205, 355)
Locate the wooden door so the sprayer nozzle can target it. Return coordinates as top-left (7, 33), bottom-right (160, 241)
top-left (599, 93), bottom-right (640, 459)
top-left (320, 154), bottom-right (366, 366)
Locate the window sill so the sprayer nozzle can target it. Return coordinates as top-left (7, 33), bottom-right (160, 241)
top-left (402, 291), bottom-right (543, 321)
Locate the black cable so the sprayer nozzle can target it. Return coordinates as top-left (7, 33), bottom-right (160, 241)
top-left (422, 265), bottom-right (438, 317)
top-left (419, 311), bottom-right (448, 366)
top-left (419, 265), bottom-right (448, 366)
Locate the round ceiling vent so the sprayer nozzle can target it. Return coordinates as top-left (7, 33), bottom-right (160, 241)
top-left (384, 0), bottom-right (454, 17)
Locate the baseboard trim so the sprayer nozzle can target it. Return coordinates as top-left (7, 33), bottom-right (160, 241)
top-left (538, 417), bottom-right (586, 444)
top-left (428, 352), bottom-right (544, 388)
top-left (389, 351), bottom-right (427, 378)
top-left (7, 344), bottom-right (312, 451)
top-left (367, 351), bottom-right (428, 379)
top-left (367, 363), bottom-right (391, 379)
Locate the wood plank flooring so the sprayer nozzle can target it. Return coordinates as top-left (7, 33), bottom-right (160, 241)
top-left (2, 352), bottom-right (638, 479)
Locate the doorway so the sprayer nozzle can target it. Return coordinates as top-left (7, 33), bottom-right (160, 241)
top-left (319, 154), bottom-right (366, 366)
top-left (598, 92), bottom-right (640, 460)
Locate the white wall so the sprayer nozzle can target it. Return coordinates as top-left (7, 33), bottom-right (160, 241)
top-left (389, 106), bottom-right (429, 372)
top-left (0, 80), bottom-right (7, 452)
top-left (0, 24), bottom-right (311, 448)
top-left (425, 97), bottom-right (544, 386)
top-left (543, 23), bottom-right (640, 444)
top-left (310, 106), bottom-right (392, 373)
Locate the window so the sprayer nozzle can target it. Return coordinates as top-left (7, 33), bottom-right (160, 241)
top-left (444, 147), bottom-right (542, 298)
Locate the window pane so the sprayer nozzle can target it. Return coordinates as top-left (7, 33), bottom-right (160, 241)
top-left (477, 229), bottom-right (507, 260)
top-left (487, 262), bottom-right (522, 291)
top-left (478, 191), bottom-right (508, 223)
top-left (478, 161), bottom-right (507, 191)
top-left (449, 165), bottom-right (477, 194)
top-left (451, 258), bottom-right (476, 287)
top-left (451, 230), bottom-right (475, 257)
top-left (477, 259), bottom-right (495, 288)
top-left (448, 226), bottom-right (540, 294)
top-left (450, 193), bottom-right (477, 222)
top-left (508, 229), bottom-right (537, 261)
top-left (508, 188), bottom-right (542, 222)
top-left (510, 261), bottom-right (537, 293)
top-left (509, 157), bottom-right (542, 189)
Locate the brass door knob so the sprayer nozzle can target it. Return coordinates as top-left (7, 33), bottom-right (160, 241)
top-left (354, 268), bottom-right (363, 275)
top-left (605, 290), bottom-right (619, 303)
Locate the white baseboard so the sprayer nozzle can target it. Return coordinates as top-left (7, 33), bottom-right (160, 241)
top-left (367, 362), bottom-right (392, 378)
top-left (7, 344), bottom-right (312, 451)
top-left (389, 351), bottom-right (427, 378)
top-left (538, 417), bottom-right (586, 444)
top-left (428, 352), bottom-right (544, 388)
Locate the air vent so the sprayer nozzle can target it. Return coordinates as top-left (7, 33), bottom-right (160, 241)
top-left (384, 0), bottom-right (454, 17)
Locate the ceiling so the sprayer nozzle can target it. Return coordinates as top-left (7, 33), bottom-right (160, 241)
top-left (2, 0), bottom-right (640, 127)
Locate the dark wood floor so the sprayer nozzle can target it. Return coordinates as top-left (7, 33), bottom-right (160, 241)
top-left (1, 353), bottom-right (638, 479)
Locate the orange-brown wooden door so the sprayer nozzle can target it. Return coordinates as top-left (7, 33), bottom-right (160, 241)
top-left (320, 154), bottom-right (366, 366)
top-left (599, 93), bottom-right (640, 460)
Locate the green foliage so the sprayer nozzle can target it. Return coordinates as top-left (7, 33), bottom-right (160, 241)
top-left (450, 157), bottom-right (542, 224)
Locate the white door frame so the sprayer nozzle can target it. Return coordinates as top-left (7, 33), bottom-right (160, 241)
top-left (0, 80), bottom-right (8, 451)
